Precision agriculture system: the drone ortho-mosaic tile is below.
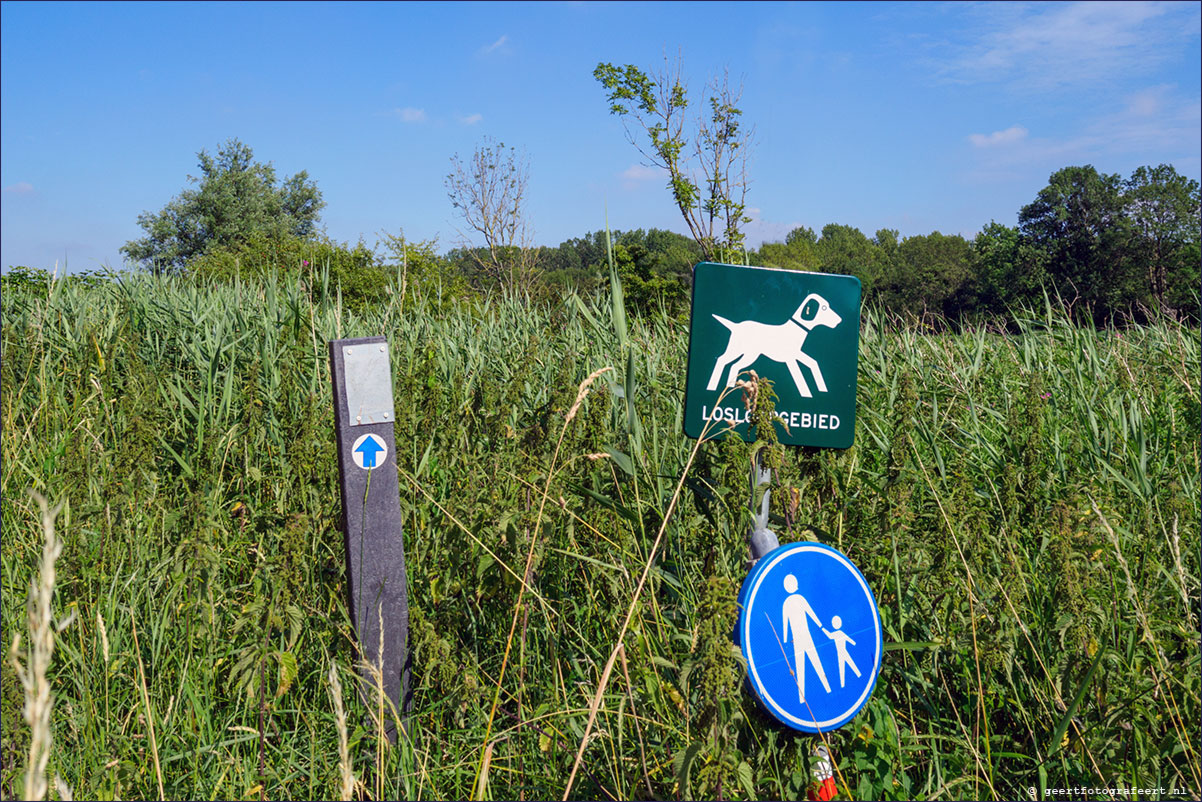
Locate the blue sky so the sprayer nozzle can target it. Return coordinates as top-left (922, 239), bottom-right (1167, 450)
top-left (2, 1), bottom-right (1199, 273)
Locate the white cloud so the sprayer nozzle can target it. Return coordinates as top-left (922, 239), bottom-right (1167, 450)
top-left (479, 34), bottom-right (509, 56)
top-left (962, 85), bottom-right (1201, 183)
top-left (1124, 85), bottom-right (1167, 117)
top-left (968, 125), bottom-right (1028, 148)
top-left (393, 107), bottom-right (427, 123)
top-left (2, 182), bottom-right (34, 195)
top-left (935, 1), bottom-right (1199, 91)
top-left (457, 113), bottom-right (483, 125)
top-left (1092, 84), bottom-right (1201, 156)
top-left (619, 163), bottom-right (667, 190)
top-left (621, 164), bottom-right (665, 181)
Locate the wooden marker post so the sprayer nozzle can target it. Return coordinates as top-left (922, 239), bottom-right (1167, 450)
top-left (329, 336), bottom-right (410, 739)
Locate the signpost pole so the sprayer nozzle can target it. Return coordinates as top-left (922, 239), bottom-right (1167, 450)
top-left (748, 450), bottom-right (779, 563)
top-left (329, 336), bottom-right (411, 741)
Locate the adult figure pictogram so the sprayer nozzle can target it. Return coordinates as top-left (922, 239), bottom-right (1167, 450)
top-left (781, 573), bottom-right (831, 702)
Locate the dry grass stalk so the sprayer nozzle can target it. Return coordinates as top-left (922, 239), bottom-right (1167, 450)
top-left (129, 613), bottom-right (165, 800)
top-left (96, 612), bottom-right (110, 665)
top-left (1165, 514), bottom-right (1196, 630)
top-left (6, 492), bottom-right (65, 802)
top-left (734, 369), bottom-right (759, 413)
top-left (473, 366), bottom-right (612, 799)
top-left (565, 366), bottom-right (613, 424)
top-left (477, 739), bottom-right (497, 801)
top-left (375, 604), bottom-right (386, 800)
top-left (561, 419), bottom-right (714, 800)
top-left (327, 665), bottom-right (355, 802)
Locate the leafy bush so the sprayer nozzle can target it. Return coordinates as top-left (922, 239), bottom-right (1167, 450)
top-left (190, 231), bottom-right (391, 311)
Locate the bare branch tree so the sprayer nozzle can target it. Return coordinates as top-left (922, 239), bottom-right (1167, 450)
top-left (445, 137), bottom-right (539, 291)
top-left (697, 69), bottom-right (754, 257)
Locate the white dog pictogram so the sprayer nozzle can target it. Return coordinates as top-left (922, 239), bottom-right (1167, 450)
top-left (706, 293), bottom-right (842, 398)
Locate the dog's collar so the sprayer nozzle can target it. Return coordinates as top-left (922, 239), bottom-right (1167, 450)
top-left (790, 315), bottom-right (815, 331)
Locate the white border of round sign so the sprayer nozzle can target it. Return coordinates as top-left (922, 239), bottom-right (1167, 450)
top-left (351, 433), bottom-right (388, 470)
top-left (739, 542), bottom-right (882, 732)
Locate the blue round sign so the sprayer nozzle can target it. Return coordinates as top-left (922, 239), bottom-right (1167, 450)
top-left (737, 542), bottom-right (882, 732)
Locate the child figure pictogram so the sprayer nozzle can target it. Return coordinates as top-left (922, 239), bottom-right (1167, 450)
top-left (821, 615), bottom-right (862, 688)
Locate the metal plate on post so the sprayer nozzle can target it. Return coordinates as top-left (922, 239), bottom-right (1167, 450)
top-left (343, 342), bottom-right (395, 426)
top-left (329, 335), bottom-right (410, 740)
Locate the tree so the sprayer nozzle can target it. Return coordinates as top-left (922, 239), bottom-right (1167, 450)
top-left (886, 232), bottom-right (974, 318)
top-left (1122, 164), bottom-right (1201, 313)
top-left (1018, 165), bottom-right (1133, 319)
top-left (594, 56), bottom-right (755, 261)
top-left (969, 221), bottom-right (1049, 316)
top-left (609, 239), bottom-right (688, 313)
top-left (444, 136), bottom-right (539, 292)
top-left (122, 138), bottom-right (324, 274)
top-left (376, 230), bottom-right (464, 309)
top-left (539, 228), bottom-right (701, 297)
top-left (815, 224), bottom-right (881, 297)
top-left (755, 226), bottom-right (820, 272)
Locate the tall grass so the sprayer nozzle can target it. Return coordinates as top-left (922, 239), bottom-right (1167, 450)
top-left (1, 270), bottom-right (1198, 799)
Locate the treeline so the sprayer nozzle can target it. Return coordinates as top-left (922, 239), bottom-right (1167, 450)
top-left (181, 161), bottom-right (1202, 325)
top-left (7, 161), bottom-right (1197, 326)
top-left (533, 164), bottom-right (1200, 324)
top-left (749, 165), bottom-right (1201, 324)
top-left (398, 162), bottom-right (1202, 325)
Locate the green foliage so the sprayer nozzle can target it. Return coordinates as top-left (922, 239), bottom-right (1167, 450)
top-left (887, 231), bottom-right (975, 319)
top-left (1123, 164), bottom-right (1202, 314)
top-left (744, 163), bottom-right (1200, 326)
top-left (755, 226), bottom-right (821, 272)
top-left (1019, 165), bottom-right (1133, 320)
top-left (815, 223), bottom-right (882, 292)
top-left (0, 266), bottom-right (114, 299)
top-left (189, 230), bottom-right (423, 312)
top-left (677, 575), bottom-right (744, 799)
top-left (0, 265), bottom-right (55, 299)
top-left (540, 228), bottom-right (701, 312)
top-left (968, 221), bottom-right (1050, 316)
top-left (595, 58), bottom-right (753, 260)
top-left (121, 138), bottom-right (325, 274)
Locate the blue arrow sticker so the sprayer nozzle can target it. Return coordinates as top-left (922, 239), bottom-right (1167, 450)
top-left (737, 542), bottom-right (882, 733)
top-left (351, 433), bottom-right (388, 470)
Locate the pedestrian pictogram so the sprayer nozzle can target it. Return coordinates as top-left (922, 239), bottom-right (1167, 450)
top-left (737, 541), bottom-right (882, 732)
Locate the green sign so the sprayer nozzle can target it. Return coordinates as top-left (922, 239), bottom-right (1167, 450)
top-left (683, 262), bottom-right (860, 448)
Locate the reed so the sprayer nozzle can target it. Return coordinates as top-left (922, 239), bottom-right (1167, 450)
top-left (0, 268), bottom-right (1197, 799)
